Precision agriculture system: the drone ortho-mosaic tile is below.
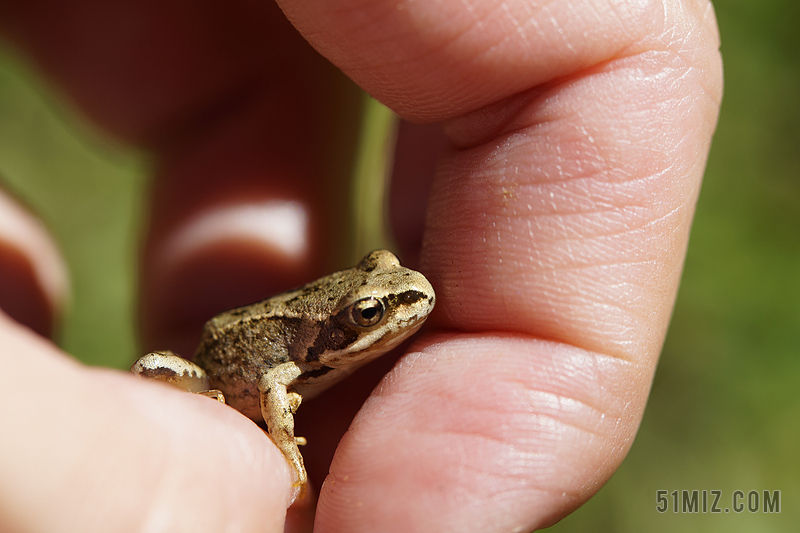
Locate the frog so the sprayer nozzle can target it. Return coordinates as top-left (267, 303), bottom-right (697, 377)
top-left (131, 250), bottom-right (435, 496)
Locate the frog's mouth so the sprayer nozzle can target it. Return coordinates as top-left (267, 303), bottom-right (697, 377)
top-left (341, 315), bottom-right (428, 361)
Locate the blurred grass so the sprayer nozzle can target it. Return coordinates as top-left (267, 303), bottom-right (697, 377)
top-left (0, 0), bottom-right (798, 530)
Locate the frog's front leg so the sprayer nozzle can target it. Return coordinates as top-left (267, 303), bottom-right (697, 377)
top-left (258, 362), bottom-right (308, 491)
top-left (131, 351), bottom-right (224, 401)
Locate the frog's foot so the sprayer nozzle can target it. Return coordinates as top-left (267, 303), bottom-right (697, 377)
top-left (258, 362), bottom-right (308, 496)
top-left (131, 351), bottom-right (211, 393)
top-left (286, 394), bottom-right (305, 444)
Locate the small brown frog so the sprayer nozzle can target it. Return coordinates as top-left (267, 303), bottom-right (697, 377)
top-left (132, 250), bottom-right (435, 495)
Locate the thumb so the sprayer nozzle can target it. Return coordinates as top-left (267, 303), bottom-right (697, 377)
top-left (0, 312), bottom-right (300, 532)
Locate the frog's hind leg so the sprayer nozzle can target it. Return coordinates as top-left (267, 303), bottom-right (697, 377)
top-left (131, 351), bottom-right (224, 402)
top-left (258, 362), bottom-right (308, 494)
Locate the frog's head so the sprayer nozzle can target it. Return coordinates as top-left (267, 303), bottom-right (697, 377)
top-left (307, 250), bottom-right (435, 369)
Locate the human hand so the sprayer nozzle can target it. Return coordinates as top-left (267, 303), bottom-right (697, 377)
top-left (0, 0), bottom-right (722, 532)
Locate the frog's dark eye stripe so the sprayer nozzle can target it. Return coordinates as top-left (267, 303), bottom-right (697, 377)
top-left (390, 290), bottom-right (427, 306)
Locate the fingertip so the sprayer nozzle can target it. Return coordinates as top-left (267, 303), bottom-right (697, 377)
top-left (89, 368), bottom-right (302, 531)
top-left (0, 189), bottom-right (68, 338)
top-left (1, 332), bottom-right (301, 532)
top-left (315, 333), bottom-right (646, 532)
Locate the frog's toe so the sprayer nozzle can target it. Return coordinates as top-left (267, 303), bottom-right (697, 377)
top-left (287, 391), bottom-right (302, 413)
top-left (197, 389), bottom-right (226, 403)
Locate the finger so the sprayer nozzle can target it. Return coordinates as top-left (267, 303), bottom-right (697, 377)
top-left (0, 187), bottom-right (68, 337)
top-left (276, 0), bottom-right (718, 123)
top-left (325, 335), bottom-right (647, 531)
top-left (0, 312), bottom-right (303, 533)
top-left (277, 0), bottom-right (723, 530)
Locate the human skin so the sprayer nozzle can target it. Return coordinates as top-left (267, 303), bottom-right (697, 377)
top-left (0, 0), bottom-right (722, 532)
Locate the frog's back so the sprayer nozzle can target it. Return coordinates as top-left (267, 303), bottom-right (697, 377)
top-left (193, 297), bottom-right (299, 418)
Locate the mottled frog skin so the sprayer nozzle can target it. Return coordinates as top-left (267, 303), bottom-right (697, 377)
top-left (131, 250), bottom-right (435, 494)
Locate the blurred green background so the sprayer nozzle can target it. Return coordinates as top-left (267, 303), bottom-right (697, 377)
top-left (0, 0), bottom-right (797, 531)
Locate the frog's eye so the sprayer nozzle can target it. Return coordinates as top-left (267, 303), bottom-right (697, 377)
top-left (349, 297), bottom-right (385, 327)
